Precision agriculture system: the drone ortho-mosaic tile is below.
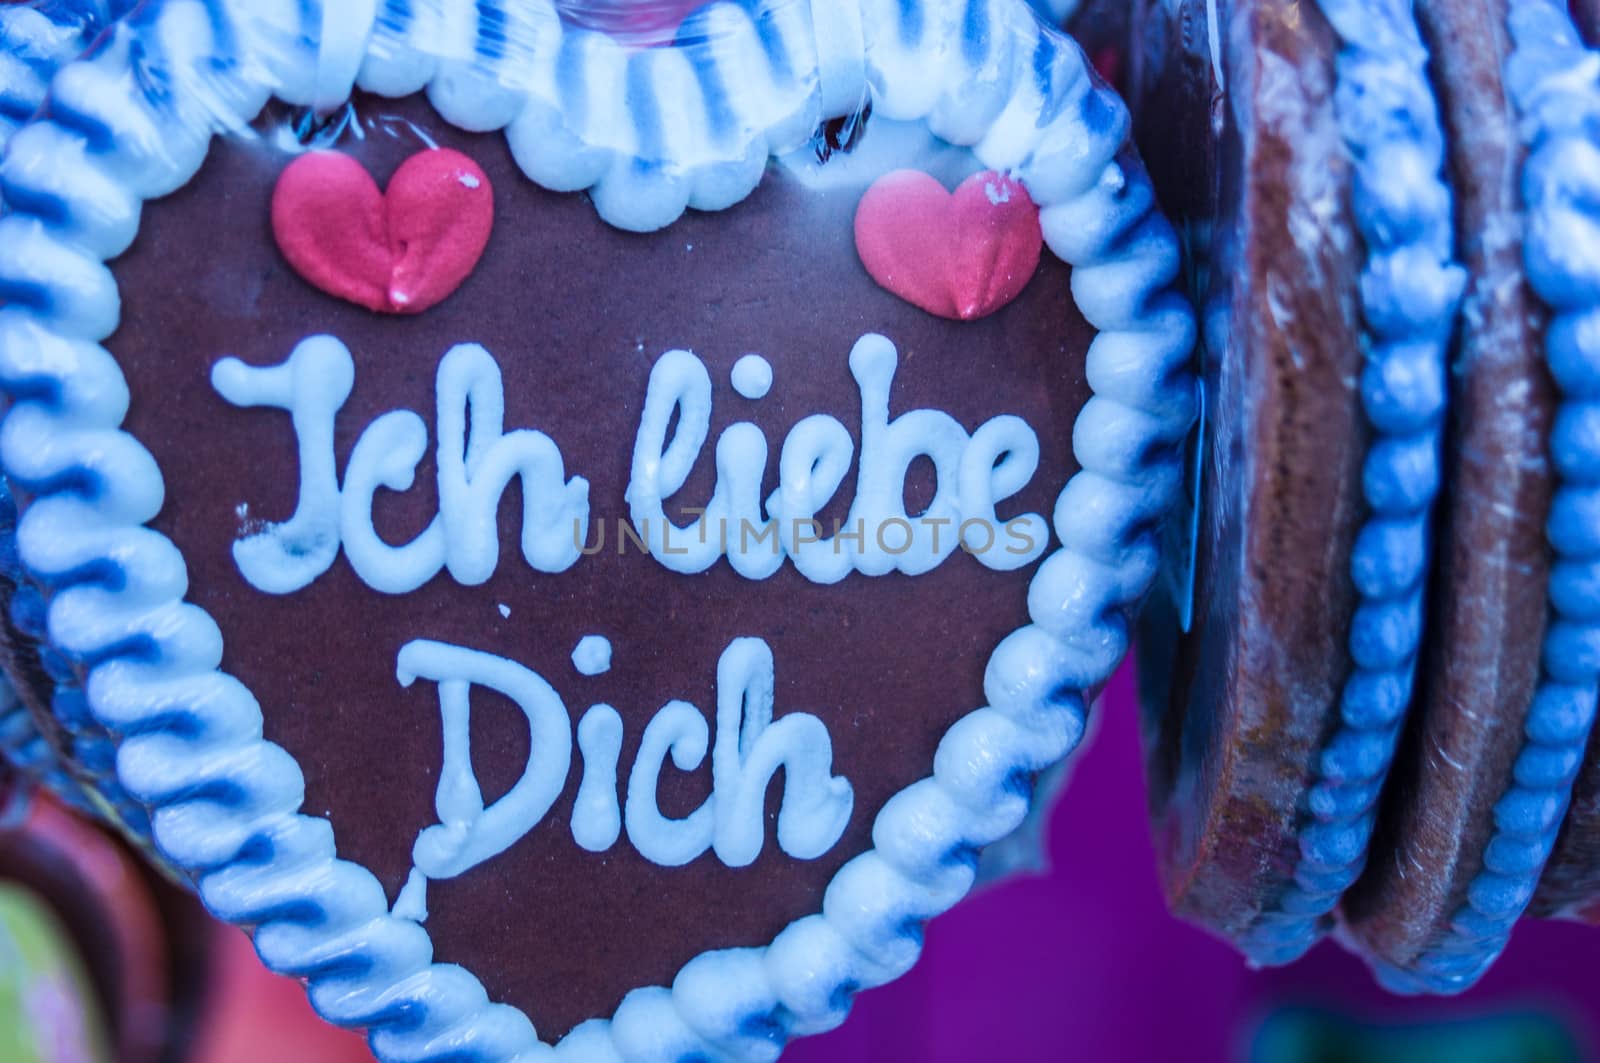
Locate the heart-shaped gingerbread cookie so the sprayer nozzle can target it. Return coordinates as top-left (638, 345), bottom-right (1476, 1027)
top-left (0, 2), bottom-right (1194, 1059)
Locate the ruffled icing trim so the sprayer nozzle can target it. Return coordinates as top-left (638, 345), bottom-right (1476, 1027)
top-left (6, 576), bottom-right (154, 833)
top-left (0, 0), bottom-right (155, 840)
top-left (1369, 0), bottom-right (1600, 993)
top-left (0, 3), bottom-right (112, 145)
top-left (0, 0), bottom-right (1196, 1058)
top-left (1235, 0), bottom-right (1465, 967)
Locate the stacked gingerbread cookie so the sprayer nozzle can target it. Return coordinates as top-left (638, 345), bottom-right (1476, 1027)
top-left (1123, 0), bottom-right (1600, 990)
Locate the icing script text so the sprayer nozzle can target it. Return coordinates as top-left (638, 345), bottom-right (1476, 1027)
top-left (211, 332), bottom-right (1049, 595)
top-left (389, 634), bottom-right (853, 921)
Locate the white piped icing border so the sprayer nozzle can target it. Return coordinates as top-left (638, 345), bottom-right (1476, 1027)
top-left (0, 1), bottom-right (1195, 1058)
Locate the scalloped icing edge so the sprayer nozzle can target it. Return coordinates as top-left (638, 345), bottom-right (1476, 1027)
top-left (0, 0), bottom-right (156, 841)
top-left (1232, 0), bottom-right (1466, 967)
top-left (0, 0), bottom-right (1196, 1058)
top-left (0, 467), bottom-right (146, 832)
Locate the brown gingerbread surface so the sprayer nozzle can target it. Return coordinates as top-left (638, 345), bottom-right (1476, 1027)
top-left (1132, 0), bottom-right (1368, 944)
top-left (106, 95), bottom-right (1096, 1035)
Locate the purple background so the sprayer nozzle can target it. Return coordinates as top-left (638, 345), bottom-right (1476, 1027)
top-left (785, 663), bottom-right (1600, 1062)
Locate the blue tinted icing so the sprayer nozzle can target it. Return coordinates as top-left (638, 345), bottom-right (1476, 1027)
top-left (683, 12), bottom-right (735, 145)
top-left (556, 33), bottom-right (588, 131)
top-left (74, 742), bottom-right (115, 775)
top-left (8, 589), bottom-right (45, 642)
top-left (24, 559), bottom-right (125, 595)
top-left (9, 466), bottom-right (98, 503)
top-left (380, 0), bottom-right (413, 34)
top-left (54, 694), bottom-right (97, 736)
top-left (133, 710), bottom-right (209, 741)
top-left (756, 8), bottom-right (794, 87)
top-left (51, 690), bottom-right (95, 732)
top-left (41, 77), bottom-right (118, 150)
top-left (61, 630), bottom-right (159, 669)
top-left (962, 0), bottom-right (989, 66)
top-left (898, 0), bottom-right (923, 45)
top-left (0, 180), bottom-right (69, 226)
top-left (123, 2), bottom-right (162, 30)
top-left (476, 1), bottom-right (506, 60)
top-left (1032, 33), bottom-right (1055, 110)
top-left (0, 90), bottom-right (39, 124)
top-left (733, 1009), bottom-right (787, 1044)
top-left (0, 279), bottom-right (53, 315)
top-left (0, 376), bottom-right (64, 411)
top-left (78, 21), bottom-right (117, 61)
top-left (628, 53), bottom-right (663, 161)
top-left (38, 645), bottom-right (74, 685)
top-left (200, 1), bottom-right (236, 61)
top-left (128, 38), bottom-right (175, 109)
top-left (1076, 79), bottom-right (1119, 141)
top-left (1036, 56), bottom-right (1077, 128)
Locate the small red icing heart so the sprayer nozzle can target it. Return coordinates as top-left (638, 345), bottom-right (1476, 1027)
top-left (271, 148), bottom-right (493, 315)
top-left (854, 169), bottom-right (1044, 321)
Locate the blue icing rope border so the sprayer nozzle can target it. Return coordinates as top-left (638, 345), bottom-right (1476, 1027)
top-left (1, 478), bottom-right (153, 837)
top-left (1369, 0), bottom-right (1600, 994)
top-left (1, 7), bottom-right (159, 836)
top-left (0, 3), bottom-right (136, 141)
top-left (0, 493), bottom-right (96, 821)
top-left (0, 1), bottom-right (1195, 1058)
top-left (1235, 0), bottom-right (1465, 967)
top-left (9, 579), bottom-right (153, 831)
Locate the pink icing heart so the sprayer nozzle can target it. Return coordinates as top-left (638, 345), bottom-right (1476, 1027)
top-left (854, 169), bottom-right (1044, 321)
top-left (271, 147), bottom-right (493, 315)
